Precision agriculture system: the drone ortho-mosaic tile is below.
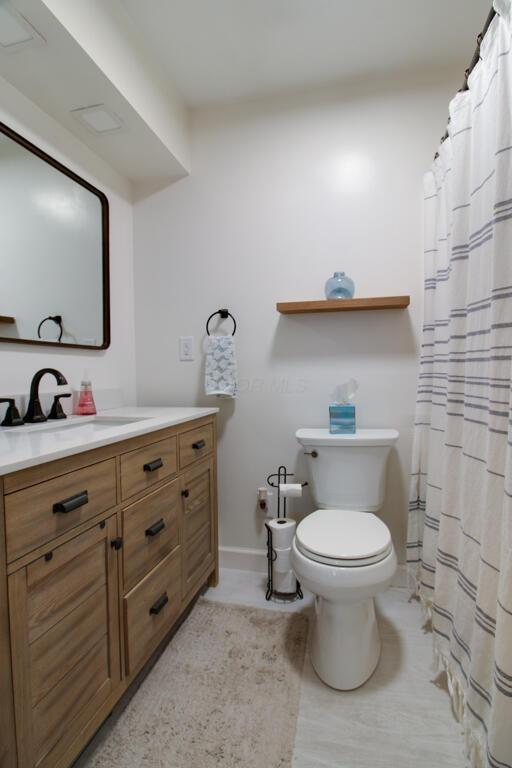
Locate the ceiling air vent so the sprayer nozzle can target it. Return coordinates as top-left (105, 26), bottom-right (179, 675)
top-left (0, 0), bottom-right (45, 51)
top-left (70, 104), bottom-right (124, 135)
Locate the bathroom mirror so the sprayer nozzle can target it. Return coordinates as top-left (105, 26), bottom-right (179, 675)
top-left (0, 120), bottom-right (110, 350)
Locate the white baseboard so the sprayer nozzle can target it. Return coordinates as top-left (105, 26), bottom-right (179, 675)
top-left (220, 546), bottom-right (267, 573)
top-left (392, 564), bottom-right (413, 589)
top-left (219, 546), bottom-right (412, 589)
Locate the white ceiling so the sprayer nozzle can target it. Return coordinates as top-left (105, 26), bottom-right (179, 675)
top-left (121, 0), bottom-right (492, 107)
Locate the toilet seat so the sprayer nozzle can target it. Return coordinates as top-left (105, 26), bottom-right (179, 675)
top-left (296, 509), bottom-right (392, 568)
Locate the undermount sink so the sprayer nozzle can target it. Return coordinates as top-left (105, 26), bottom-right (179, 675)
top-left (7, 416), bottom-right (149, 435)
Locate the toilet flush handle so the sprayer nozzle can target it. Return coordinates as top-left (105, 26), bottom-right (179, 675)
top-left (304, 450), bottom-right (318, 458)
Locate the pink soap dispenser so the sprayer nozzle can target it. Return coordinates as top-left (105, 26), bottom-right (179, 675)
top-left (76, 374), bottom-right (97, 415)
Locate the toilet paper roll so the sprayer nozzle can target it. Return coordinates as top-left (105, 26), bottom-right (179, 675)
top-left (267, 517), bottom-right (296, 549)
top-left (273, 569), bottom-right (296, 594)
top-left (279, 483), bottom-right (303, 498)
top-left (273, 547), bottom-right (292, 573)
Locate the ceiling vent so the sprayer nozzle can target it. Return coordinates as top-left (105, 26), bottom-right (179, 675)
top-left (0, 1), bottom-right (45, 51)
top-left (70, 104), bottom-right (124, 135)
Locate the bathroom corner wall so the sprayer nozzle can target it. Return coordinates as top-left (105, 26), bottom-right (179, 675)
top-left (133, 71), bottom-right (458, 563)
top-left (0, 75), bottom-right (136, 405)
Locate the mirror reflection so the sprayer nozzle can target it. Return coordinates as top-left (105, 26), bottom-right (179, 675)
top-left (0, 123), bottom-right (109, 349)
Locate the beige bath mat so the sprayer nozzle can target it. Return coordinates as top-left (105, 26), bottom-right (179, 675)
top-left (78, 599), bottom-right (308, 768)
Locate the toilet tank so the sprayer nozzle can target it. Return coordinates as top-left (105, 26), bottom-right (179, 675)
top-left (296, 428), bottom-right (399, 511)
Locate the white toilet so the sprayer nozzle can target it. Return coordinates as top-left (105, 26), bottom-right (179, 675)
top-left (291, 427), bottom-right (398, 690)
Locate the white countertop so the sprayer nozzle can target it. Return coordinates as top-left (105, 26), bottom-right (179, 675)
top-left (0, 406), bottom-right (219, 476)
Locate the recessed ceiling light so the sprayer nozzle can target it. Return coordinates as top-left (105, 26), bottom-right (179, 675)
top-left (0, 0), bottom-right (45, 51)
top-left (70, 104), bottom-right (124, 135)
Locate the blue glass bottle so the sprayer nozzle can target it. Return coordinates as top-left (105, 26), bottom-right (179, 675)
top-left (324, 272), bottom-right (355, 300)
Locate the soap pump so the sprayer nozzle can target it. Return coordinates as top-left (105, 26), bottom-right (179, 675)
top-left (76, 373), bottom-right (97, 416)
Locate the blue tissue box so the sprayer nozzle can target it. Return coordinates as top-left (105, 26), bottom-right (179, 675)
top-left (329, 404), bottom-right (356, 434)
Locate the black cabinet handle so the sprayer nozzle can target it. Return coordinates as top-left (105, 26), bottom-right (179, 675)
top-left (192, 439), bottom-right (206, 450)
top-left (145, 518), bottom-right (165, 537)
top-left (111, 537), bottom-right (123, 551)
top-left (181, 489), bottom-right (189, 498)
top-left (143, 458), bottom-right (163, 473)
top-left (149, 592), bottom-right (168, 615)
top-left (53, 490), bottom-right (88, 514)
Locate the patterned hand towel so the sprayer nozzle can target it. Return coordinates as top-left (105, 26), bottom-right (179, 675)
top-left (205, 335), bottom-right (238, 398)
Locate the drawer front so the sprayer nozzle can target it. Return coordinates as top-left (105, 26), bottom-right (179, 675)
top-left (5, 459), bottom-right (116, 563)
top-left (123, 479), bottom-right (180, 594)
top-left (182, 461), bottom-right (212, 544)
top-left (182, 524), bottom-right (213, 598)
top-left (178, 423), bottom-right (213, 470)
top-left (124, 547), bottom-right (181, 675)
top-left (120, 437), bottom-right (177, 500)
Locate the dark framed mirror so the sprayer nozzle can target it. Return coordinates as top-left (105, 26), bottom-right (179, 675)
top-left (0, 120), bottom-right (110, 350)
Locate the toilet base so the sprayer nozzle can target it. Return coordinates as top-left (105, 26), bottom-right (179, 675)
top-left (310, 596), bottom-right (381, 690)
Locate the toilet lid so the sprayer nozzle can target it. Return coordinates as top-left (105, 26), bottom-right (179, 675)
top-left (296, 509), bottom-right (392, 567)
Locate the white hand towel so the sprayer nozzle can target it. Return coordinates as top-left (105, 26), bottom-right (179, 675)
top-left (205, 335), bottom-right (238, 398)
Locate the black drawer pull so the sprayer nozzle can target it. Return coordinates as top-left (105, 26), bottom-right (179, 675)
top-left (192, 439), bottom-right (206, 450)
top-left (145, 518), bottom-right (165, 537)
top-left (53, 490), bottom-right (89, 514)
top-left (181, 489), bottom-right (189, 498)
top-left (143, 458), bottom-right (163, 473)
top-left (149, 593), bottom-right (168, 616)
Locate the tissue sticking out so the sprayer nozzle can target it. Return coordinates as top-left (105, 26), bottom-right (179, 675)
top-left (330, 378), bottom-right (358, 434)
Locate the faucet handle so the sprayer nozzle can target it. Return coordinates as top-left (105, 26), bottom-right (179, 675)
top-left (48, 393), bottom-right (71, 421)
top-left (0, 398), bottom-right (24, 427)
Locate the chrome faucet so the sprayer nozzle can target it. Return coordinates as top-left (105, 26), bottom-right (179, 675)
top-left (24, 368), bottom-right (68, 423)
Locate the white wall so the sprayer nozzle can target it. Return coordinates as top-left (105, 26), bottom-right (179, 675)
top-left (134, 73), bottom-right (457, 563)
top-left (0, 75), bottom-right (136, 407)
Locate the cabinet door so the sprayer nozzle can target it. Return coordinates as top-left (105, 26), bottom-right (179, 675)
top-left (181, 459), bottom-right (215, 598)
top-left (8, 517), bottom-right (120, 768)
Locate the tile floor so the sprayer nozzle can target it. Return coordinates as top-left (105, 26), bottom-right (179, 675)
top-left (204, 569), bottom-right (467, 768)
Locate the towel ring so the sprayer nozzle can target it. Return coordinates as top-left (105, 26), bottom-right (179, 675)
top-left (206, 308), bottom-right (237, 336)
top-left (37, 315), bottom-right (63, 342)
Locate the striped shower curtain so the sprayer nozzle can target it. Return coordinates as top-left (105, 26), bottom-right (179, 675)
top-left (408, 3), bottom-right (512, 767)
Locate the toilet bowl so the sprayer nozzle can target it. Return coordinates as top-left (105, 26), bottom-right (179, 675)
top-left (293, 428), bottom-right (399, 690)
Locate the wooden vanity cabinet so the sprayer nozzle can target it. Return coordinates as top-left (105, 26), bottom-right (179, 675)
top-left (0, 415), bottom-right (218, 768)
top-left (8, 517), bottom-right (120, 768)
top-left (181, 458), bottom-right (216, 599)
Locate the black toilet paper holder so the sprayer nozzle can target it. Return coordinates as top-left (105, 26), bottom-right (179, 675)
top-left (264, 465), bottom-right (307, 602)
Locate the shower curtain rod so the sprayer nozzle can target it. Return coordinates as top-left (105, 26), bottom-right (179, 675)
top-left (435, 6), bottom-right (496, 155)
top-left (461, 6), bottom-right (497, 91)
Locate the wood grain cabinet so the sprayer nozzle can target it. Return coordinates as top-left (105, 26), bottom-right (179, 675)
top-left (8, 518), bottom-right (120, 768)
top-left (0, 415), bottom-right (218, 768)
top-left (181, 459), bottom-right (216, 599)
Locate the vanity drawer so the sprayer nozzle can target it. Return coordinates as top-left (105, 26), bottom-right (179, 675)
top-left (122, 479), bottom-right (180, 593)
top-left (5, 459), bottom-right (117, 562)
top-left (120, 437), bottom-right (177, 500)
top-left (124, 547), bottom-right (181, 675)
top-left (178, 423), bottom-right (213, 470)
top-left (182, 524), bottom-right (214, 598)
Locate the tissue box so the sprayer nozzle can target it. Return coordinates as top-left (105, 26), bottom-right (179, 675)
top-left (329, 404), bottom-right (356, 434)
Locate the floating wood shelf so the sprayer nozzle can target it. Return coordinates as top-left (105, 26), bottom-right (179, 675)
top-left (0, 315), bottom-right (15, 324)
top-left (276, 296), bottom-right (410, 315)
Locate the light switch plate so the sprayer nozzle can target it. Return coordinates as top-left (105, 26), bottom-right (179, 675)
top-left (179, 336), bottom-right (194, 361)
